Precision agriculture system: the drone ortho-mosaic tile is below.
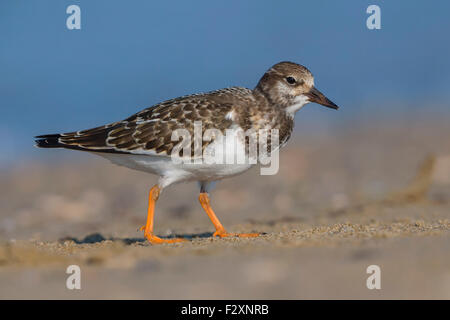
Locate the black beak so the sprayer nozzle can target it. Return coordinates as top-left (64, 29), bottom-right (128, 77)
top-left (305, 87), bottom-right (339, 110)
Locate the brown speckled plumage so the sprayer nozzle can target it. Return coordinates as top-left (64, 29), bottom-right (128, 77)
top-left (34, 61), bottom-right (339, 244)
top-left (35, 61), bottom-right (337, 157)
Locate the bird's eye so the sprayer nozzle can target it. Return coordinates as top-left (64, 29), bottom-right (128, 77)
top-left (286, 77), bottom-right (296, 84)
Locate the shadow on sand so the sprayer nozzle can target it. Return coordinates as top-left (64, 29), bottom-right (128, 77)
top-left (59, 232), bottom-right (214, 245)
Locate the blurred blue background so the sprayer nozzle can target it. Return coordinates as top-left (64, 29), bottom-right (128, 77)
top-left (1, 0), bottom-right (449, 165)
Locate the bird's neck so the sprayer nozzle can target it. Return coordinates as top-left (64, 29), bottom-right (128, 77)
top-left (250, 88), bottom-right (295, 146)
top-left (253, 87), bottom-right (306, 117)
top-left (284, 95), bottom-right (309, 118)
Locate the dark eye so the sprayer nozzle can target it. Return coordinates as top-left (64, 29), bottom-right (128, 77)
top-left (286, 76), bottom-right (296, 84)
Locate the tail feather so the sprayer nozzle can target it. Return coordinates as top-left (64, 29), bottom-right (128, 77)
top-left (34, 134), bottom-right (64, 148)
top-left (34, 132), bottom-right (129, 154)
top-left (35, 122), bottom-right (131, 154)
top-left (34, 133), bottom-right (102, 152)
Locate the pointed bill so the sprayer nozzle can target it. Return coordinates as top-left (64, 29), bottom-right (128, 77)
top-left (306, 87), bottom-right (339, 110)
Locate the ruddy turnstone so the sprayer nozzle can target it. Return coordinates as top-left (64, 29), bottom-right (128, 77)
top-left (35, 61), bottom-right (339, 244)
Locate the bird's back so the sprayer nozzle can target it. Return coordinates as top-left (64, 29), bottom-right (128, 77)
top-left (35, 87), bottom-right (256, 156)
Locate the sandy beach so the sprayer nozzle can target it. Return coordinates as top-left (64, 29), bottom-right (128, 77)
top-left (1, 119), bottom-right (449, 299)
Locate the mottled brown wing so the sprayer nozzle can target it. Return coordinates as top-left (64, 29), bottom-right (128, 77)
top-left (35, 87), bottom-right (252, 155)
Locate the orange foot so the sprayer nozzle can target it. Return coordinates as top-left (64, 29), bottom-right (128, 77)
top-left (139, 226), bottom-right (186, 244)
top-left (145, 233), bottom-right (186, 244)
top-left (213, 228), bottom-right (261, 238)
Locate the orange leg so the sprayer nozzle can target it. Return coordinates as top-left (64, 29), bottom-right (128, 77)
top-left (140, 185), bottom-right (186, 244)
top-left (198, 192), bottom-right (260, 238)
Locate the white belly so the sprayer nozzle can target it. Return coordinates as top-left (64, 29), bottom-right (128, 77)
top-left (93, 125), bottom-right (257, 187)
top-left (94, 152), bottom-right (253, 187)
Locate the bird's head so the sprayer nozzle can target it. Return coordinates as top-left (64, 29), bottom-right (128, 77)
top-left (255, 61), bottom-right (339, 116)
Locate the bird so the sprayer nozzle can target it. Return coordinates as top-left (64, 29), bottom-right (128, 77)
top-left (35, 61), bottom-right (339, 244)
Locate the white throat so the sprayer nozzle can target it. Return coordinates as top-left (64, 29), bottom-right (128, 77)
top-left (285, 95), bottom-right (310, 117)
